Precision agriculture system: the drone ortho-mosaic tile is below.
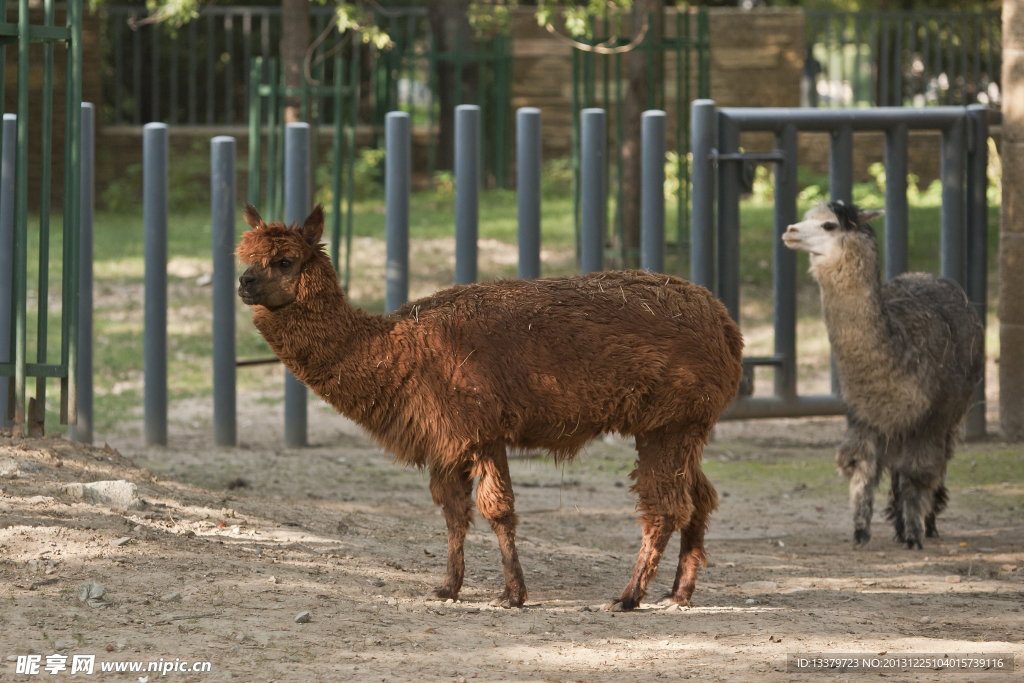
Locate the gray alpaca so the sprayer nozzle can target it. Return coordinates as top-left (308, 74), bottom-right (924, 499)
top-left (783, 202), bottom-right (983, 549)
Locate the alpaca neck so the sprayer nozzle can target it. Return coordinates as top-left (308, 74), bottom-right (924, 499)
top-left (254, 256), bottom-right (391, 416)
top-left (814, 237), bottom-right (894, 385)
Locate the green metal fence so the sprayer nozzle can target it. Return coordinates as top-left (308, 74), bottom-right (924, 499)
top-left (571, 7), bottom-right (710, 272)
top-left (248, 54), bottom-right (359, 292)
top-left (370, 26), bottom-right (513, 188)
top-left (0, 0), bottom-right (82, 436)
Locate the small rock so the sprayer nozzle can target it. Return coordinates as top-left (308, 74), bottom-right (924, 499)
top-left (6, 655), bottom-right (18, 661)
top-left (112, 537), bottom-right (132, 547)
top-left (386, 597), bottom-right (398, 606)
top-left (160, 592), bottom-right (181, 603)
top-left (62, 480), bottom-right (142, 510)
top-left (614, 481), bottom-right (624, 488)
top-left (372, 580), bottom-right (386, 587)
top-left (920, 616), bottom-right (932, 624)
top-left (268, 576), bottom-right (280, 584)
top-left (77, 582), bottom-right (108, 608)
top-left (295, 611), bottom-right (311, 624)
top-left (946, 575), bottom-right (962, 583)
top-left (665, 603), bottom-right (681, 612)
top-left (745, 599), bottom-right (757, 605)
top-left (909, 597), bottom-right (924, 605)
top-left (445, 598), bottom-right (454, 605)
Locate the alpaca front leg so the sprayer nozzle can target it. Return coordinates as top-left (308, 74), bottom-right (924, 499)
top-left (837, 422), bottom-right (881, 546)
top-left (429, 466), bottom-right (474, 600)
top-left (474, 445), bottom-right (527, 608)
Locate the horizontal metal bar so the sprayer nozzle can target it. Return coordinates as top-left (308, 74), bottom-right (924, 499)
top-left (0, 23), bottom-right (72, 42)
top-left (0, 362), bottom-right (67, 378)
top-left (742, 355), bottom-right (785, 367)
top-left (714, 151), bottom-right (786, 163)
top-left (719, 107), bottom-right (969, 132)
top-left (722, 395), bottom-right (846, 421)
top-left (236, 357), bottom-right (280, 367)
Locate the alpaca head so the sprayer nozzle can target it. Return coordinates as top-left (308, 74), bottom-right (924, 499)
top-left (236, 204), bottom-right (326, 310)
top-left (782, 201), bottom-right (884, 275)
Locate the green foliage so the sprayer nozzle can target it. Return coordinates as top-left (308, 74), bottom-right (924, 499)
top-left (315, 147), bottom-right (387, 207)
top-left (541, 158), bottom-right (574, 199)
top-left (535, 0), bottom-right (633, 38)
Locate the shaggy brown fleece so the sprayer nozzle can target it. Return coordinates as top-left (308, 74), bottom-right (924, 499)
top-left (237, 205), bottom-right (744, 610)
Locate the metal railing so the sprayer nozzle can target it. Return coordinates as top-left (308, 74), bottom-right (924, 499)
top-left (690, 101), bottom-right (995, 439)
top-left (0, 0), bottom-right (83, 436)
top-left (804, 10), bottom-right (1001, 108)
top-left (570, 7), bottom-right (710, 272)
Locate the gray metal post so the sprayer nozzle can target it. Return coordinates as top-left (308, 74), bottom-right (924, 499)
top-left (580, 108), bottom-right (606, 274)
top-left (774, 125), bottom-right (798, 400)
top-left (211, 136), bottom-right (236, 447)
top-left (965, 104), bottom-right (989, 439)
top-left (716, 114), bottom-right (740, 319)
top-left (690, 100), bottom-right (716, 291)
top-left (70, 104), bottom-right (95, 443)
top-left (284, 122), bottom-right (309, 448)
top-left (144, 123), bottom-right (168, 446)
top-left (385, 111), bottom-right (410, 312)
top-left (884, 123), bottom-right (909, 279)
top-left (455, 105), bottom-right (479, 285)
top-left (641, 110), bottom-right (666, 273)
top-left (940, 116), bottom-right (966, 286)
top-left (828, 126), bottom-right (853, 397)
top-left (516, 107), bottom-right (541, 280)
top-left (0, 115), bottom-right (14, 427)
top-left (829, 126), bottom-right (853, 204)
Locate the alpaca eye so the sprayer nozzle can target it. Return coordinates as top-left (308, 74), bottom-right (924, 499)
top-left (279, 259), bottom-right (292, 269)
top-left (822, 222), bottom-right (838, 231)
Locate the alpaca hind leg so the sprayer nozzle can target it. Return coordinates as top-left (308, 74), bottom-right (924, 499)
top-left (666, 471), bottom-right (717, 605)
top-left (895, 436), bottom-right (944, 550)
top-left (474, 444), bottom-right (527, 608)
top-left (925, 432), bottom-right (954, 537)
top-left (613, 426), bottom-right (711, 612)
top-left (885, 471), bottom-right (906, 543)
top-left (925, 484), bottom-right (949, 537)
top-left (429, 464), bottom-right (474, 600)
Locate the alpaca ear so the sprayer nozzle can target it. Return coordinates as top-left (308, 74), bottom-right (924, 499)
top-left (857, 209), bottom-right (884, 225)
top-left (243, 204), bottom-right (266, 230)
top-left (301, 205), bottom-right (325, 246)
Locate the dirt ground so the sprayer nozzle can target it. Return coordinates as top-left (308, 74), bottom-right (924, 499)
top-left (1, 393), bottom-right (1022, 683)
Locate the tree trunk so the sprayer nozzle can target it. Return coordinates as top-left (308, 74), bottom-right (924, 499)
top-left (618, 0), bottom-right (663, 269)
top-left (281, 0), bottom-right (311, 124)
top-left (426, 0), bottom-right (473, 171)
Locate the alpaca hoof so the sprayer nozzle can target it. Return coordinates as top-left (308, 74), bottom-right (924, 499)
top-left (609, 597), bottom-right (638, 612)
top-left (892, 532), bottom-right (905, 543)
top-left (492, 585), bottom-right (526, 609)
top-left (925, 526), bottom-right (939, 538)
top-left (853, 529), bottom-right (871, 547)
top-left (434, 587), bottom-right (459, 600)
top-left (903, 539), bottom-right (923, 550)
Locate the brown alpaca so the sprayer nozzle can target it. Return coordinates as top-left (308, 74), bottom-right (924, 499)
top-left (236, 204), bottom-right (744, 610)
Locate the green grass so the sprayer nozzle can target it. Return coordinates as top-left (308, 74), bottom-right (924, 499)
top-left (16, 174), bottom-right (1003, 437)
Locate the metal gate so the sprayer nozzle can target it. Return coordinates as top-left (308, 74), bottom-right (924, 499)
top-left (690, 101), bottom-right (994, 439)
top-left (0, 0), bottom-right (83, 436)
